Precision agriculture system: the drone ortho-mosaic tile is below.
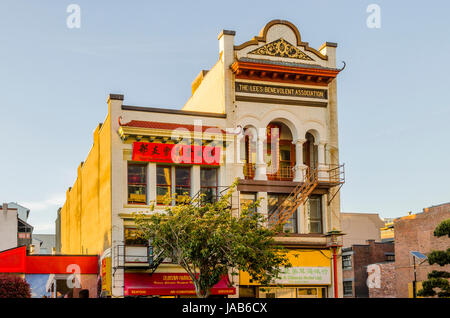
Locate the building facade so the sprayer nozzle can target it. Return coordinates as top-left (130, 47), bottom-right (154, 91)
top-left (394, 203), bottom-right (450, 298)
top-left (59, 20), bottom-right (345, 298)
top-left (341, 212), bottom-right (385, 247)
top-left (342, 240), bottom-right (394, 298)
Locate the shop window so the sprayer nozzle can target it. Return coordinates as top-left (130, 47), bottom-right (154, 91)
top-left (268, 194), bottom-right (298, 233)
top-left (308, 195), bottom-right (323, 234)
top-left (175, 166), bottom-right (191, 204)
top-left (156, 166), bottom-right (171, 205)
top-left (200, 168), bottom-right (218, 203)
top-left (343, 281), bottom-right (353, 296)
top-left (343, 255), bottom-right (352, 270)
top-left (240, 192), bottom-right (257, 215)
top-left (297, 288), bottom-right (317, 298)
top-left (128, 164), bottom-right (147, 204)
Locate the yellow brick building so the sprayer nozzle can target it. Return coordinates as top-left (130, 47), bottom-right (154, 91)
top-left (60, 20), bottom-right (345, 298)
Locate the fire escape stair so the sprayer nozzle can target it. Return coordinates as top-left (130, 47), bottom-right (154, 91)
top-left (270, 167), bottom-right (319, 228)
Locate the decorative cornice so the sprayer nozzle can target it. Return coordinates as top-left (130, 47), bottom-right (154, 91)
top-left (234, 19), bottom-right (328, 61)
top-left (249, 38), bottom-right (313, 61)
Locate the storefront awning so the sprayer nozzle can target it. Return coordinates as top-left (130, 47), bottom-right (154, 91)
top-left (124, 273), bottom-right (235, 296)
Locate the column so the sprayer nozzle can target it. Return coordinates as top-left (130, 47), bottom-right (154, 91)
top-left (254, 128), bottom-right (267, 181)
top-left (148, 163), bottom-right (157, 205)
top-left (234, 134), bottom-right (245, 179)
top-left (317, 141), bottom-right (327, 181)
top-left (293, 139), bottom-right (307, 182)
top-left (192, 165), bottom-right (201, 198)
top-left (257, 192), bottom-right (268, 221)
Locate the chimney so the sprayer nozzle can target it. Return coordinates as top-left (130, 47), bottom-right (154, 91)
top-left (319, 42), bottom-right (337, 68)
top-left (218, 29), bottom-right (235, 68)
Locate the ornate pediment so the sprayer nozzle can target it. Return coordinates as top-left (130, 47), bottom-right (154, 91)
top-left (249, 38), bottom-right (313, 61)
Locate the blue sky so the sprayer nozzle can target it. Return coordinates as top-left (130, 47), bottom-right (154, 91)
top-left (1, 1), bottom-right (449, 233)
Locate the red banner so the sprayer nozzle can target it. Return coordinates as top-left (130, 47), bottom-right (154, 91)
top-left (0, 246), bottom-right (98, 274)
top-left (132, 142), bottom-right (220, 165)
top-left (124, 272), bottom-right (235, 296)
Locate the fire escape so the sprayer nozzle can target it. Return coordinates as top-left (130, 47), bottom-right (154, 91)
top-left (269, 164), bottom-right (345, 228)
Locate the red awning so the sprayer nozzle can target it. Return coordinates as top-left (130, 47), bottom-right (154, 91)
top-left (124, 273), bottom-right (236, 296)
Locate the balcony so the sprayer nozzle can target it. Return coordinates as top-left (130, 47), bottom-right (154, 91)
top-left (316, 163), bottom-right (345, 186)
top-left (267, 165), bottom-right (294, 181)
top-left (114, 244), bottom-right (172, 271)
top-left (242, 162), bottom-right (344, 185)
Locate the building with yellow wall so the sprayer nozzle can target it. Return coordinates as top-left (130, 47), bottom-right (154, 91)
top-left (59, 20), bottom-right (345, 298)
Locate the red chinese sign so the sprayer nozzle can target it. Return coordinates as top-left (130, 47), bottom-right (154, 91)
top-left (132, 142), bottom-right (220, 165)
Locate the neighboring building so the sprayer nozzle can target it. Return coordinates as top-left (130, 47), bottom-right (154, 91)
top-left (341, 213), bottom-right (385, 247)
top-left (0, 203), bottom-right (33, 252)
top-left (59, 20), bottom-right (345, 298)
top-left (31, 234), bottom-right (56, 255)
top-left (342, 240), bottom-right (394, 298)
top-left (394, 203), bottom-right (450, 298)
top-left (7, 202), bottom-right (30, 223)
top-left (380, 218), bottom-right (394, 243)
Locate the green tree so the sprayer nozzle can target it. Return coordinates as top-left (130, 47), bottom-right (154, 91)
top-left (134, 182), bottom-right (290, 298)
top-left (417, 218), bottom-right (450, 298)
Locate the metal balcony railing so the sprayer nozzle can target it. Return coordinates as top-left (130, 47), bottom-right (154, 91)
top-left (243, 163), bottom-right (255, 180)
top-left (316, 163), bottom-right (345, 185)
top-left (267, 165), bottom-right (294, 181)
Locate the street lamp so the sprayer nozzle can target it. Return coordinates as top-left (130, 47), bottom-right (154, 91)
top-left (326, 229), bottom-right (345, 298)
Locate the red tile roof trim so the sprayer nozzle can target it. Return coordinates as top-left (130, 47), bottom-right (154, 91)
top-left (121, 120), bottom-right (226, 133)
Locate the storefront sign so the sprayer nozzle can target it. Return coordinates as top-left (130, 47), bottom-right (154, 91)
top-left (124, 273), bottom-right (235, 296)
top-left (235, 82), bottom-right (327, 100)
top-left (101, 257), bottom-right (112, 295)
top-left (273, 267), bottom-right (331, 285)
top-left (132, 142), bottom-right (220, 165)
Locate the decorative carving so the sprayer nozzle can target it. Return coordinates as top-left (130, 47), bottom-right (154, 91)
top-left (249, 38), bottom-right (313, 61)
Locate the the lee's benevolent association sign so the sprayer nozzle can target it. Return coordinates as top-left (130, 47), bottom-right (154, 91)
top-left (235, 82), bottom-right (328, 100)
top-left (132, 142), bottom-right (220, 165)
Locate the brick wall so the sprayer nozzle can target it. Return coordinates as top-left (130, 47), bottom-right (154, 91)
top-left (368, 262), bottom-right (396, 298)
top-left (343, 240), bottom-right (394, 297)
top-left (394, 203), bottom-right (450, 298)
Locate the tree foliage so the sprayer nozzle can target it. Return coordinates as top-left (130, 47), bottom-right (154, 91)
top-left (134, 181), bottom-right (291, 298)
top-left (417, 218), bottom-right (450, 298)
top-left (0, 275), bottom-right (31, 298)
top-left (434, 219), bottom-right (450, 238)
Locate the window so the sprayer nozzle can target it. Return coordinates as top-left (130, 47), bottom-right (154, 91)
top-left (386, 253), bottom-right (395, 262)
top-left (124, 227), bottom-right (148, 246)
top-left (240, 193), bottom-right (257, 215)
top-left (268, 194), bottom-right (298, 233)
top-left (156, 166), bottom-right (171, 205)
top-left (308, 195), bottom-right (323, 233)
top-left (128, 164), bottom-right (147, 204)
top-left (175, 167), bottom-right (191, 204)
top-left (343, 281), bottom-right (353, 296)
top-left (200, 168), bottom-right (218, 203)
top-left (343, 255), bottom-right (352, 270)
